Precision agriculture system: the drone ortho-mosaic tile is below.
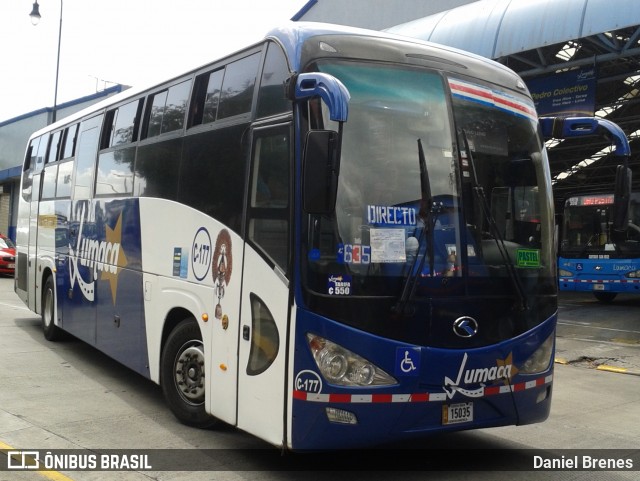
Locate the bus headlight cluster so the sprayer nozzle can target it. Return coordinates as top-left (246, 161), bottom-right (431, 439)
top-left (306, 334), bottom-right (397, 386)
top-left (520, 333), bottom-right (555, 374)
top-left (625, 270), bottom-right (640, 278)
top-left (558, 269), bottom-right (573, 277)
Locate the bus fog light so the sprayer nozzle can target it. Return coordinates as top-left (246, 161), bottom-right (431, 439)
top-left (520, 333), bottom-right (554, 374)
top-left (326, 407), bottom-right (357, 424)
top-left (307, 334), bottom-right (397, 386)
top-left (536, 386), bottom-right (551, 404)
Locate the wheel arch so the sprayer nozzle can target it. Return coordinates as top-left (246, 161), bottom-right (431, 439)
top-left (160, 307), bottom-right (201, 365)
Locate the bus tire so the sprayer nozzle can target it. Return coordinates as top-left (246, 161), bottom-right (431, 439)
top-left (593, 291), bottom-right (617, 303)
top-left (161, 317), bottom-right (218, 429)
top-left (42, 275), bottom-right (64, 341)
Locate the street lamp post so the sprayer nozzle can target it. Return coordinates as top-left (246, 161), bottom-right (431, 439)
top-left (29, 0), bottom-right (63, 124)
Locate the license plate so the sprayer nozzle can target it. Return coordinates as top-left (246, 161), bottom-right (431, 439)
top-left (7, 264), bottom-right (14, 269)
top-left (442, 402), bottom-right (473, 425)
top-left (593, 284), bottom-right (605, 291)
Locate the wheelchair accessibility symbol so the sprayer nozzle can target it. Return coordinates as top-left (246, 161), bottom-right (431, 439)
top-left (395, 347), bottom-right (420, 376)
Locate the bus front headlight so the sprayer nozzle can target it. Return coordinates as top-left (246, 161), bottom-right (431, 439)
top-left (520, 333), bottom-right (555, 374)
top-left (558, 269), bottom-right (573, 277)
top-left (306, 334), bottom-right (397, 386)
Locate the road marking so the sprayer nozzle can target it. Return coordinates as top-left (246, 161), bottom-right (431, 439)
top-left (558, 320), bottom-right (640, 335)
top-left (0, 301), bottom-right (31, 311)
top-left (596, 365), bottom-right (640, 376)
top-left (0, 440), bottom-right (75, 481)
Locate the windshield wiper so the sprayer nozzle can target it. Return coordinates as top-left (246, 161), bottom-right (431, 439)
top-left (393, 139), bottom-right (435, 316)
top-left (462, 132), bottom-right (529, 311)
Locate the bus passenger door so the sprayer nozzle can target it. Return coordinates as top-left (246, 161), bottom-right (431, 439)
top-left (237, 124), bottom-right (292, 446)
top-left (26, 136), bottom-right (47, 311)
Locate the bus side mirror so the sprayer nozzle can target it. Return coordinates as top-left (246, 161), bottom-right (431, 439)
top-left (303, 130), bottom-right (340, 215)
top-left (613, 164), bottom-right (632, 232)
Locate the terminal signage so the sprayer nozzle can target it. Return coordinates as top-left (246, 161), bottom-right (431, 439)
top-left (527, 68), bottom-right (596, 117)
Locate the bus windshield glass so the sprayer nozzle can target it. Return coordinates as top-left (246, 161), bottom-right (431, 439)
top-left (560, 193), bottom-right (640, 258)
top-left (302, 61), bottom-right (555, 336)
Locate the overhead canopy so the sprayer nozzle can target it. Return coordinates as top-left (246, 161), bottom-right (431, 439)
top-left (388, 0), bottom-right (640, 209)
top-left (387, 0), bottom-right (640, 60)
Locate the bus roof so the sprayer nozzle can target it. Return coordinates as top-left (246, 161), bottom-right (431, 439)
top-left (27, 21), bottom-right (527, 140)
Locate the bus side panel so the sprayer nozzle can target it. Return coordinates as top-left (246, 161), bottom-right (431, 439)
top-left (94, 198), bottom-right (148, 377)
top-left (138, 198), bottom-right (242, 425)
top-left (236, 244), bottom-right (289, 447)
top-left (60, 197), bottom-right (149, 377)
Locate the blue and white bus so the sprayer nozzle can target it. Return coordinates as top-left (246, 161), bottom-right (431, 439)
top-left (548, 118), bottom-right (638, 303)
top-left (558, 192), bottom-right (640, 302)
top-left (17, 22), bottom-right (563, 451)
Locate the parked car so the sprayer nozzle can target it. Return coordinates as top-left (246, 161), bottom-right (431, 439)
top-left (0, 234), bottom-right (16, 277)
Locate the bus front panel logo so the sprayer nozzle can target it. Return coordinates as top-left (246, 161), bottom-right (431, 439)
top-left (453, 316), bottom-right (478, 338)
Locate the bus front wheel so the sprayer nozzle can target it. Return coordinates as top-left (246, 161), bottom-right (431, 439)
top-left (42, 275), bottom-right (64, 341)
top-left (161, 318), bottom-right (218, 428)
top-left (593, 291), bottom-right (617, 303)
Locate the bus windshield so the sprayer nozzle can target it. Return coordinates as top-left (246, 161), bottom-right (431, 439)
top-left (560, 193), bottom-right (640, 258)
top-left (302, 61), bottom-right (555, 342)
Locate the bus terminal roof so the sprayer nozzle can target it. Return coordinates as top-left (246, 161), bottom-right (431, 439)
top-left (387, 0), bottom-right (640, 208)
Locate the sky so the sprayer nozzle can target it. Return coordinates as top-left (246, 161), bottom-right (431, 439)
top-left (0, 0), bottom-right (309, 123)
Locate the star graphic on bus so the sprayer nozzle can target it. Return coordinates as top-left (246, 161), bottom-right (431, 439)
top-left (496, 352), bottom-right (518, 385)
top-left (101, 214), bottom-right (128, 304)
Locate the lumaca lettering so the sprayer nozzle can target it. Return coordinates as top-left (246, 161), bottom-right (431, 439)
top-left (79, 238), bottom-right (121, 279)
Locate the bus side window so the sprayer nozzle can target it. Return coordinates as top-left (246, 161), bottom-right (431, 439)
top-left (56, 161), bottom-right (74, 198)
top-left (33, 134), bottom-right (48, 175)
top-left (54, 123), bottom-right (79, 199)
top-left (41, 130), bottom-right (63, 200)
top-left (73, 115), bottom-right (103, 200)
top-left (61, 123), bottom-right (79, 159)
top-left (256, 42), bottom-right (291, 118)
top-left (218, 52), bottom-right (261, 120)
top-left (143, 80), bottom-right (191, 139)
top-left (95, 100), bottom-right (141, 197)
top-left (21, 138), bottom-right (37, 202)
top-left (41, 165), bottom-right (58, 200)
top-left (46, 131), bottom-right (62, 165)
top-left (203, 71), bottom-right (224, 123)
top-left (247, 126), bottom-right (291, 272)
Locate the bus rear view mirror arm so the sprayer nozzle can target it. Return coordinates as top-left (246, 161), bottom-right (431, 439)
top-left (287, 72), bottom-right (350, 122)
top-left (539, 116), bottom-right (631, 158)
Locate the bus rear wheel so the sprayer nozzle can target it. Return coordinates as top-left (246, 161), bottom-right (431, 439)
top-left (161, 317), bottom-right (218, 428)
top-left (42, 275), bottom-right (63, 341)
top-left (593, 291), bottom-right (617, 303)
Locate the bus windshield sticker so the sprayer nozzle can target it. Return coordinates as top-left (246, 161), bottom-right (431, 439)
top-left (327, 274), bottom-right (352, 296)
top-left (370, 228), bottom-right (406, 263)
top-left (367, 204), bottom-right (417, 227)
top-left (337, 243), bottom-right (371, 264)
top-left (308, 248), bottom-right (321, 261)
top-left (191, 227), bottom-right (212, 281)
top-left (172, 247), bottom-right (183, 277)
top-left (516, 249), bottom-right (540, 268)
